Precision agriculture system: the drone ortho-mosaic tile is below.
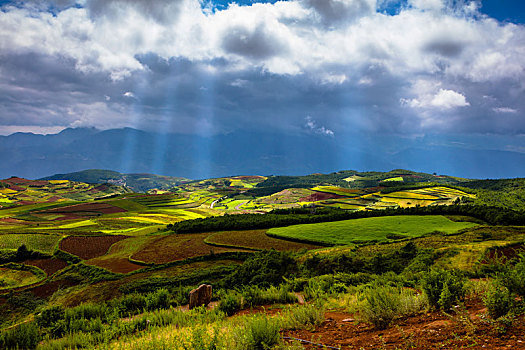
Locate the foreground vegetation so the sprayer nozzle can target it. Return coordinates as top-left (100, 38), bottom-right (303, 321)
top-left (0, 169), bottom-right (524, 348)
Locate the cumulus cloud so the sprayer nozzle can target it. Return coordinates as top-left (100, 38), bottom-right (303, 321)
top-left (0, 0), bottom-right (524, 135)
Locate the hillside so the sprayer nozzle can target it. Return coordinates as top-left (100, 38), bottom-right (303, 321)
top-left (41, 169), bottom-right (188, 192)
top-left (0, 169), bottom-right (524, 349)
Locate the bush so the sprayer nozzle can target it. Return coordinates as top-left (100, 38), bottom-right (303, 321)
top-left (0, 321), bottom-right (41, 349)
top-left (218, 290), bottom-right (242, 316)
top-left (421, 269), bottom-right (466, 310)
top-left (361, 285), bottom-right (401, 329)
top-left (483, 281), bottom-right (513, 319)
top-left (145, 288), bottom-right (170, 311)
top-left (501, 256), bottom-right (525, 297)
top-left (283, 304), bottom-right (325, 330)
top-left (244, 316), bottom-right (281, 350)
top-left (223, 249), bottom-right (297, 288)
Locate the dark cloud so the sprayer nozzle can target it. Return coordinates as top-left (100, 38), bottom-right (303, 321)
top-left (303, 0), bottom-right (375, 25)
top-left (221, 24), bottom-right (286, 59)
top-left (424, 39), bottom-right (465, 57)
top-left (85, 0), bottom-right (187, 23)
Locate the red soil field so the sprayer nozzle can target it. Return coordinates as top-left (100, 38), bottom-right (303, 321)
top-left (46, 196), bottom-right (61, 202)
top-left (87, 258), bottom-right (143, 274)
top-left (282, 297), bottom-right (525, 349)
top-left (27, 181), bottom-right (49, 187)
top-left (483, 243), bottom-right (525, 263)
top-left (42, 202), bottom-right (127, 214)
top-left (131, 233), bottom-right (250, 264)
top-left (0, 177), bottom-right (31, 185)
top-left (24, 258), bottom-right (68, 276)
top-left (6, 185), bottom-right (25, 191)
top-left (31, 280), bottom-right (77, 298)
top-left (300, 192), bottom-right (344, 202)
top-left (59, 235), bottom-right (129, 260)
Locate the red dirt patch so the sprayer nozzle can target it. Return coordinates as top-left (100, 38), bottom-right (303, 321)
top-left (27, 180), bottom-right (49, 187)
top-left (41, 202), bottom-right (127, 215)
top-left (0, 177), bottom-right (31, 185)
top-left (87, 258), bottom-right (143, 274)
top-left (24, 258), bottom-right (68, 276)
top-left (282, 298), bottom-right (525, 349)
top-left (300, 192), bottom-right (345, 202)
top-left (31, 279), bottom-right (77, 298)
top-left (46, 196), bottom-right (61, 202)
top-left (59, 235), bottom-right (129, 260)
top-left (131, 233), bottom-right (250, 264)
top-left (483, 243), bottom-right (525, 263)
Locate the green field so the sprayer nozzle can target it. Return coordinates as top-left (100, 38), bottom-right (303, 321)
top-left (0, 233), bottom-right (61, 253)
top-left (267, 215), bottom-right (479, 245)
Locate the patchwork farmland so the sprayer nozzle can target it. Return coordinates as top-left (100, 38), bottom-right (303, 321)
top-left (1, 170), bottom-right (524, 349)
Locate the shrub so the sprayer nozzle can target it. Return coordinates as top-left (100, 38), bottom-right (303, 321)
top-left (218, 290), bottom-right (242, 316)
top-left (360, 285), bottom-right (401, 329)
top-left (283, 304), bottom-right (325, 330)
top-left (244, 315), bottom-right (281, 350)
top-left (501, 256), bottom-right (525, 297)
top-left (0, 321), bottom-right (41, 349)
top-left (145, 288), bottom-right (170, 311)
top-left (223, 249), bottom-right (297, 288)
top-left (421, 269), bottom-right (466, 310)
top-left (483, 281), bottom-right (513, 319)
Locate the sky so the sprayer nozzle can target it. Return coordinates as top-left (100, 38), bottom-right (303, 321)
top-left (0, 0), bottom-right (524, 165)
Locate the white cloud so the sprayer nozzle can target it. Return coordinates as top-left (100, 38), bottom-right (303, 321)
top-left (1, 0), bottom-right (525, 134)
top-left (430, 89), bottom-right (470, 109)
top-left (402, 85), bottom-right (470, 110)
top-left (305, 116), bottom-right (335, 136)
top-left (493, 107), bottom-right (518, 114)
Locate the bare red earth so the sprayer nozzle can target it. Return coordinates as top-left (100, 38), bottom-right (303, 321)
top-left (300, 192), bottom-right (345, 202)
top-left (30, 279), bottom-right (77, 298)
top-left (483, 243), bottom-right (525, 263)
top-left (24, 258), bottom-right (68, 276)
top-left (59, 235), bottom-right (129, 260)
top-left (282, 298), bottom-right (525, 349)
top-left (41, 202), bottom-right (126, 214)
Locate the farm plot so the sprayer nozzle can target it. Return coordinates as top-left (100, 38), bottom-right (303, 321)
top-left (0, 267), bottom-right (40, 288)
top-left (130, 232), bottom-right (250, 264)
top-left (0, 233), bottom-right (61, 253)
top-left (311, 186), bottom-right (363, 197)
top-left (205, 229), bottom-right (323, 251)
top-left (59, 235), bottom-right (129, 260)
top-left (86, 236), bottom-right (154, 273)
top-left (24, 258), bottom-right (68, 276)
top-left (267, 215), bottom-right (479, 246)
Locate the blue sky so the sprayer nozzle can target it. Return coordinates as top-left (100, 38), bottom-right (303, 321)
top-left (0, 0), bottom-right (524, 176)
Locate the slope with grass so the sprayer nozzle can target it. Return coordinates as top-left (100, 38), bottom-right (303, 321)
top-left (267, 215), bottom-right (479, 245)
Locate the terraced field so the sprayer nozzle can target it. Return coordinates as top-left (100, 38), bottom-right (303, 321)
top-left (205, 229), bottom-right (323, 251)
top-left (267, 215), bottom-right (479, 245)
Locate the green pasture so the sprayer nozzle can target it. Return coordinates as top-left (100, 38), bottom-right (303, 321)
top-left (267, 215), bottom-right (479, 245)
top-left (0, 267), bottom-right (40, 288)
top-left (0, 233), bottom-right (61, 253)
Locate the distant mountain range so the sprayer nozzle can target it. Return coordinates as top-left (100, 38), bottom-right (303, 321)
top-left (1, 127), bottom-right (525, 180)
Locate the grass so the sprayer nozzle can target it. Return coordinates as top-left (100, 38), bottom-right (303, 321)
top-left (0, 267), bottom-right (41, 288)
top-left (267, 215), bottom-right (479, 245)
top-left (0, 234), bottom-right (61, 253)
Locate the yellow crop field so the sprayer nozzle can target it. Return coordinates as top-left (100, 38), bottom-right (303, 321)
top-left (379, 197), bottom-right (435, 208)
top-left (0, 188), bottom-right (17, 194)
top-left (412, 186), bottom-right (475, 198)
top-left (56, 220), bottom-right (98, 229)
top-left (382, 176), bottom-right (404, 182)
top-left (49, 180), bottom-right (69, 184)
top-left (381, 191), bottom-right (439, 200)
